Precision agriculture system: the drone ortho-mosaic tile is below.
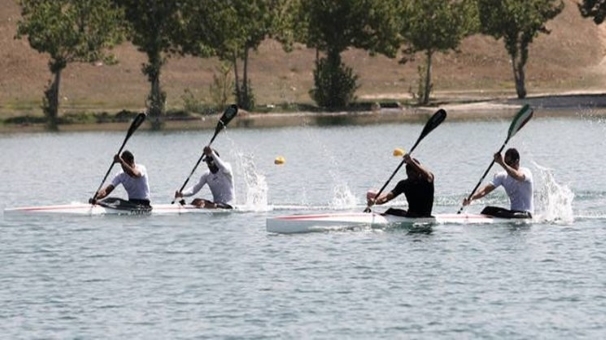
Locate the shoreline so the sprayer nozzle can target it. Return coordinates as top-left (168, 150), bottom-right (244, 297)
top-left (2, 93), bottom-right (606, 134)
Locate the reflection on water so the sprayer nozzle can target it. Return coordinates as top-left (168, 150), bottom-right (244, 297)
top-left (1, 116), bottom-right (606, 339)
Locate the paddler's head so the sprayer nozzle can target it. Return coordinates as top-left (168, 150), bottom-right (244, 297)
top-left (405, 157), bottom-right (421, 179)
top-left (205, 148), bottom-right (220, 173)
top-left (504, 148), bottom-right (520, 168)
top-left (121, 150), bottom-right (135, 166)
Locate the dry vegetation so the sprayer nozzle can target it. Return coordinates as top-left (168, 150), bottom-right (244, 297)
top-left (1, 0), bottom-right (605, 119)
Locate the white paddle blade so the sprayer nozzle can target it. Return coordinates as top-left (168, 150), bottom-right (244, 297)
top-left (507, 104), bottom-right (533, 140)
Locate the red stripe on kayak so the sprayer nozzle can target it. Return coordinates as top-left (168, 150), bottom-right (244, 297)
top-left (275, 213), bottom-right (373, 220)
top-left (9, 205), bottom-right (90, 211)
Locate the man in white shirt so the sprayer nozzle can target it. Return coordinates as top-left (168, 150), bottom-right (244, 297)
top-left (92, 150), bottom-right (151, 207)
top-left (174, 146), bottom-right (235, 209)
top-left (462, 148), bottom-right (533, 218)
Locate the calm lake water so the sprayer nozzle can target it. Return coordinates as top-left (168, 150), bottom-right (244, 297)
top-left (1, 110), bottom-right (606, 339)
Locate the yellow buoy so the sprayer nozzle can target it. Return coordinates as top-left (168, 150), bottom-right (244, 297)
top-left (393, 148), bottom-right (406, 157)
top-left (274, 156), bottom-right (285, 165)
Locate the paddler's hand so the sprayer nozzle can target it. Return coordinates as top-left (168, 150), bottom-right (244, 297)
top-left (366, 190), bottom-right (377, 207)
top-left (403, 153), bottom-right (412, 164)
top-left (174, 190), bottom-right (183, 199)
top-left (113, 154), bottom-right (123, 164)
top-left (203, 146), bottom-right (213, 156)
top-left (88, 198), bottom-right (97, 205)
top-left (493, 152), bottom-right (504, 166)
top-left (462, 197), bottom-right (472, 206)
top-left (94, 189), bottom-right (107, 200)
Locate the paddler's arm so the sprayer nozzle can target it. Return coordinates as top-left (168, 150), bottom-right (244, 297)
top-left (494, 152), bottom-right (525, 181)
top-left (175, 175), bottom-right (208, 198)
top-left (114, 154), bottom-right (142, 178)
top-left (94, 184), bottom-right (115, 201)
top-left (208, 148), bottom-right (231, 175)
top-left (368, 191), bottom-right (395, 206)
top-left (463, 183), bottom-right (496, 206)
top-left (404, 154), bottom-right (434, 182)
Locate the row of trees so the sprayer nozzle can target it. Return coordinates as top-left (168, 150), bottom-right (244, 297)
top-left (16, 0), bottom-right (603, 130)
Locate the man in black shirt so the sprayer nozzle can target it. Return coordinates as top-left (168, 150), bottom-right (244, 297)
top-left (367, 154), bottom-right (434, 217)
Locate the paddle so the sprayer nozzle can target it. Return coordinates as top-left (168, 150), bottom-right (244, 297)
top-left (90, 112), bottom-right (147, 203)
top-left (364, 109), bottom-right (447, 213)
top-left (172, 104), bottom-right (239, 205)
top-left (457, 104), bottom-right (533, 214)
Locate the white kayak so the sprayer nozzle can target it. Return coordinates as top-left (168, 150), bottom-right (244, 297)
top-left (266, 211), bottom-right (532, 234)
top-left (4, 202), bottom-right (236, 216)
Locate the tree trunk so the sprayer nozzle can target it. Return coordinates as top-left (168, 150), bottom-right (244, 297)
top-left (422, 50), bottom-right (433, 105)
top-left (144, 51), bottom-right (165, 130)
top-left (511, 55), bottom-right (527, 99)
top-left (232, 51), bottom-right (241, 108)
top-left (242, 47), bottom-right (251, 110)
top-left (44, 61), bottom-right (64, 131)
top-left (507, 38), bottom-right (527, 99)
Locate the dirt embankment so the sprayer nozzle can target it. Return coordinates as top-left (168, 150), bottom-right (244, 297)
top-left (1, 0), bottom-right (606, 123)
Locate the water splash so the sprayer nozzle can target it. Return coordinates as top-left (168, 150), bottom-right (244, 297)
top-left (533, 163), bottom-right (574, 223)
top-left (329, 183), bottom-right (358, 210)
top-left (235, 152), bottom-right (270, 211)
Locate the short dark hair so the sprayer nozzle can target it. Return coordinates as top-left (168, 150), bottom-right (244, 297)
top-left (122, 150), bottom-right (134, 163)
top-left (405, 157), bottom-right (419, 173)
top-left (205, 149), bottom-right (219, 163)
top-left (505, 148), bottom-right (519, 162)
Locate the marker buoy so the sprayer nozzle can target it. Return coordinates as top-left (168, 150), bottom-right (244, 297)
top-left (274, 156), bottom-right (285, 165)
top-left (393, 148), bottom-right (406, 157)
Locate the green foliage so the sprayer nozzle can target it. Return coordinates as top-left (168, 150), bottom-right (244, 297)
top-left (237, 80), bottom-right (256, 111)
top-left (409, 64), bottom-right (433, 105)
top-left (16, 0), bottom-right (125, 63)
top-left (113, 0), bottom-right (183, 129)
top-left (400, 0), bottom-right (475, 61)
top-left (399, 0), bottom-right (475, 104)
top-left (181, 89), bottom-right (206, 114)
top-left (477, 0), bottom-right (564, 98)
top-left (309, 54), bottom-right (359, 110)
top-left (295, 0), bottom-right (400, 110)
top-left (297, 0), bottom-right (401, 56)
top-left (4, 115), bottom-right (47, 125)
top-left (579, 0), bottom-right (606, 24)
top-left (209, 62), bottom-right (235, 110)
top-left (178, 0), bottom-right (290, 113)
top-left (15, 0), bottom-right (124, 130)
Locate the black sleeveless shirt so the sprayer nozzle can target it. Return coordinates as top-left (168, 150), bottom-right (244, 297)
top-left (391, 178), bottom-right (434, 217)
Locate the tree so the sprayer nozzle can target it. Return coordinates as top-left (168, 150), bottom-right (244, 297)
top-left (295, 0), bottom-right (402, 110)
top-left (15, 0), bottom-right (124, 131)
top-left (179, 0), bottom-right (293, 111)
top-left (400, 0), bottom-right (476, 105)
top-left (579, 0), bottom-right (606, 24)
top-left (477, 0), bottom-right (564, 99)
top-left (113, 0), bottom-right (183, 130)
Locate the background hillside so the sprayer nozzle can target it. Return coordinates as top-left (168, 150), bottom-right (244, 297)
top-left (1, 0), bottom-right (605, 117)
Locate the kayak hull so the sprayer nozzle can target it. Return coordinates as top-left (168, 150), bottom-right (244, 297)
top-left (3, 203), bottom-right (235, 216)
top-left (266, 212), bottom-right (531, 234)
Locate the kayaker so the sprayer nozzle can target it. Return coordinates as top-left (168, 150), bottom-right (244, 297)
top-left (462, 148), bottom-right (533, 218)
top-left (91, 150), bottom-right (151, 207)
top-left (174, 146), bottom-right (235, 209)
top-left (367, 154), bottom-right (434, 217)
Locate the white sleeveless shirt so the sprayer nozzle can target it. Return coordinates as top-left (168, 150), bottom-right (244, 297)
top-left (110, 164), bottom-right (150, 201)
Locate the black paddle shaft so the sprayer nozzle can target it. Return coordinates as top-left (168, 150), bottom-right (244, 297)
top-left (91, 112), bottom-right (147, 202)
top-left (172, 105), bottom-right (238, 204)
top-left (364, 109), bottom-right (447, 213)
top-left (456, 142), bottom-right (507, 214)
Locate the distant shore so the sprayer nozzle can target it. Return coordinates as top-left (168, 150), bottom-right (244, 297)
top-left (2, 93), bottom-right (605, 134)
